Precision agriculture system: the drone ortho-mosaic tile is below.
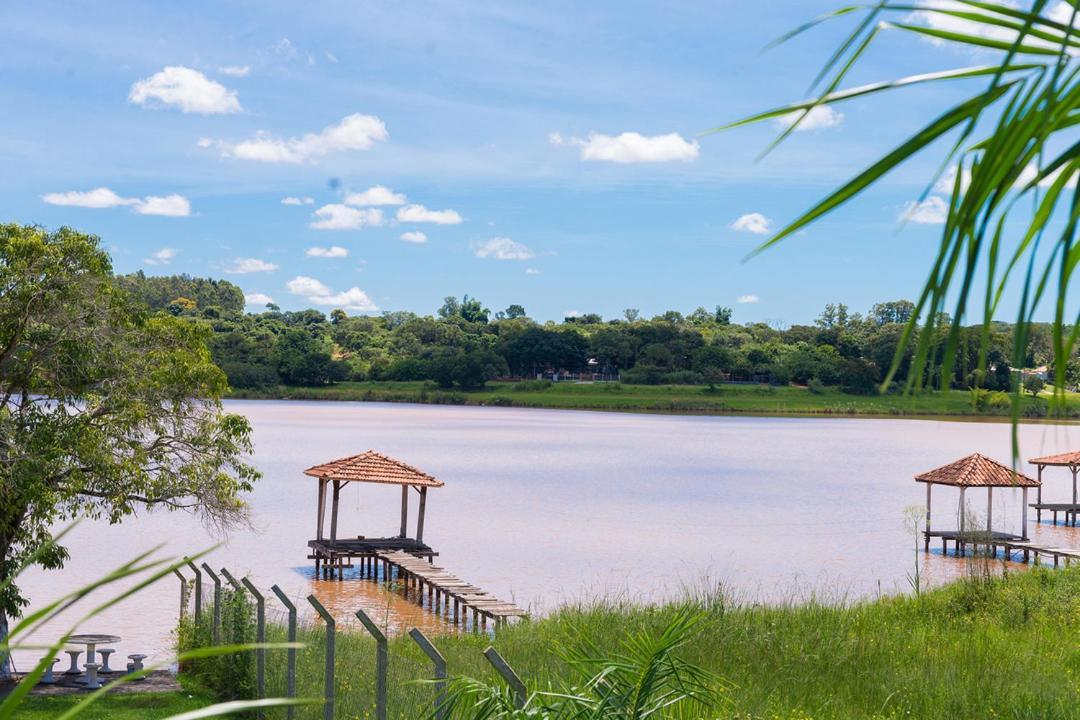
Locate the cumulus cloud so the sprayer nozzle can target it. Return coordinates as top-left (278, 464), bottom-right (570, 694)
top-left (934, 165), bottom-right (972, 195)
top-left (144, 248), bottom-right (177, 265)
top-left (1017, 163), bottom-right (1079, 190)
top-left (526, 268), bottom-right (541, 275)
top-left (129, 66), bottom-right (241, 114)
top-left (287, 275), bottom-right (378, 312)
top-left (901, 196), bottom-right (949, 224)
top-left (577, 131), bottom-right (699, 163)
top-left (731, 212), bottom-right (772, 235)
top-left (548, 132), bottom-right (565, 146)
top-left (344, 185), bottom-right (406, 206)
top-left (309, 204), bottom-right (384, 230)
top-left (737, 295), bottom-right (760, 304)
top-left (399, 231), bottom-right (428, 244)
top-left (219, 65), bottom-right (250, 77)
top-left (281, 196), bottom-right (314, 205)
top-left (214, 113), bottom-right (388, 164)
top-left (396, 204), bottom-right (463, 224)
top-left (42, 187), bottom-right (138, 208)
top-left (306, 245), bottom-right (349, 258)
top-left (245, 292), bottom-right (275, 306)
top-left (473, 237), bottom-right (535, 260)
top-left (774, 105), bottom-right (844, 132)
top-left (42, 187), bottom-right (190, 216)
top-left (134, 194), bottom-right (191, 217)
top-left (225, 257), bottom-right (279, 274)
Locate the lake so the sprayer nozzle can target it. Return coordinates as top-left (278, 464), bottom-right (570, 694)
top-left (14, 400), bottom-right (1080, 668)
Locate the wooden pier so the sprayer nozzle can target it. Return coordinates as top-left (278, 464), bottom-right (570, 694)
top-left (927, 530), bottom-right (1080, 567)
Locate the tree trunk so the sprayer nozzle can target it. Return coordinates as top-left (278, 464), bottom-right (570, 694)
top-left (0, 608), bottom-right (10, 682)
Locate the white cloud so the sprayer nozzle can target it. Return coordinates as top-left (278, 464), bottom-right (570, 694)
top-left (219, 65), bottom-right (250, 77)
top-left (731, 212), bottom-right (772, 235)
top-left (42, 187), bottom-right (138, 208)
top-left (548, 132), bottom-right (565, 146)
top-left (344, 185), bottom-right (406, 206)
top-left (737, 295), bottom-right (760, 304)
top-left (287, 275), bottom-right (378, 312)
top-left (901, 196), bottom-right (949, 224)
top-left (245, 292), bottom-right (275, 306)
top-left (1017, 163), bottom-right (1078, 190)
top-left (306, 245), bottom-right (349, 258)
top-left (473, 237), bottom-right (535, 260)
top-left (774, 105), bottom-right (844, 132)
top-left (275, 38), bottom-right (299, 59)
top-left (577, 131), bottom-right (699, 163)
top-left (309, 204), bottom-right (384, 230)
top-left (225, 257), bottom-right (279, 274)
top-left (564, 310), bottom-right (582, 318)
top-left (144, 248), bottom-right (177, 265)
top-left (134, 194), bottom-right (191, 217)
top-left (42, 187), bottom-right (190, 216)
top-left (395, 204), bottom-right (463, 224)
top-left (219, 113), bottom-right (388, 164)
top-left (197, 138), bottom-right (214, 148)
top-left (129, 66), bottom-right (241, 114)
top-left (281, 196), bottom-right (315, 206)
top-left (934, 165), bottom-right (972, 195)
top-left (325, 52), bottom-right (339, 63)
top-left (526, 268), bottom-right (541, 275)
top-left (400, 231), bottom-right (428, 244)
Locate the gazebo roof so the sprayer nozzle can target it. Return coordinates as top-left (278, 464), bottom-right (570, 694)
top-left (1029, 451), bottom-right (1080, 467)
top-left (304, 450), bottom-right (444, 488)
top-left (915, 453), bottom-right (1039, 488)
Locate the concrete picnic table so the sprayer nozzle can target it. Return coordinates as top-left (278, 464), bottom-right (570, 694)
top-left (67, 633), bottom-right (120, 669)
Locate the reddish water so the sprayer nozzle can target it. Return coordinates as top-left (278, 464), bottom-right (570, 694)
top-left (12, 401), bottom-right (1080, 669)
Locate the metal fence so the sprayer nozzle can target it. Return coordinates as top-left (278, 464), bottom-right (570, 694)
top-left (174, 561), bottom-right (527, 719)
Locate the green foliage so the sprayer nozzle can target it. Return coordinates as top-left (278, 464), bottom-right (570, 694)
top-left (1024, 375), bottom-right (1046, 397)
top-left (178, 589), bottom-right (256, 701)
top-left (115, 271), bottom-right (244, 315)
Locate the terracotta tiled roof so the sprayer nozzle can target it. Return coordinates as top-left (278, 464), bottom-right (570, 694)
top-left (1029, 451), bottom-right (1080, 467)
top-left (304, 450), bottom-right (444, 488)
top-left (915, 453), bottom-right (1039, 487)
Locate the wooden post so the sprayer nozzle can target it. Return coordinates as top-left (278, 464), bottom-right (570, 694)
top-left (1022, 486), bottom-right (1029, 539)
top-left (959, 487), bottom-right (966, 534)
top-left (1037, 465), bottom-right (1043, 522)
top-left (1073, 467), bottom-right (1078, 506)
top-left (986, 486), bottom-right (993, 534)
top-left (925, 483), bottom-right (932, 551)
top-left (330, 480), bottom-right (341, 544)
top-left (416, 486), bottom-right (428, 545)
top-left (400, 485), bottom-right (410, 538)
top-left (316, 478), bottom-right (328, 541)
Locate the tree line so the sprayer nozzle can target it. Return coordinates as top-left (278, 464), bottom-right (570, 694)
top-left (118, 273), bottom-right (1077, 396)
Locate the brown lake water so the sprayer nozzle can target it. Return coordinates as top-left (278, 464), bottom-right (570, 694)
top-left (13, 400), bottom-right (1080, 668)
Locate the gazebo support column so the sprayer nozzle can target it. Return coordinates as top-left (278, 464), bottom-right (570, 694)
top-left (986, 487), bottom-right (992, 534)
top-left (330, 480), bottom-right (341, 544)
top-left (924, 483), bottom-right (932, 552)
top-left (416, 486), bottom-right (428, 544)
top-left (1073, 467), bottom-right (1078, 526)
top-left (399, 485), bottom-right (410, 538)
top-left (959, 487), bottom-right (967, 556)
top-left (1037, 465), bottom-right (1043, 522)
top-left (1022, 487), bottom-right (1029, 539)
top-left (316, 478), bottom-right (328, 541)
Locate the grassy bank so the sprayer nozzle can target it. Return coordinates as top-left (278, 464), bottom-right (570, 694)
top-left (229, 379), bottom-right (1080, 420)
top-left (177, 564), bottom-right (1080, 719)
top-left (16, 688), bottom-right (214, 719)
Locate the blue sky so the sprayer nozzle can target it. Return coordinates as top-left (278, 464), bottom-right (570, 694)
top-left (0, 1), bottom-right (1068, 323)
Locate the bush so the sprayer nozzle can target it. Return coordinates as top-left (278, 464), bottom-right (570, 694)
top-left (840, 358), bottom-right (880, 395)
top-left (807, 377), bottom-right (827, 394)
top-left (663, 370), bottom-right (705, 385)
top-left (384, 357), bottom-right (428, 381)
top-left (178, 588), bottom-right (255, 701)
top-left (513, 379), bottom-right (554, 392)
top-left (620, 366), bottom-right (666, 385)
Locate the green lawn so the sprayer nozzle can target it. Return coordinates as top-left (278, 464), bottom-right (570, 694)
top-left (230, 380), bottom-right (1080, 421)
top-left (15, 689), bottom-right (213, 719)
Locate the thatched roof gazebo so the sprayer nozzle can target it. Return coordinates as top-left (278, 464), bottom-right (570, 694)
top-left (916, 453), bottom-right (1039, 553)
top-left (305, 450), bottom-right (444, 576)
top-left (1028, 451), bottom-right (1080, 526)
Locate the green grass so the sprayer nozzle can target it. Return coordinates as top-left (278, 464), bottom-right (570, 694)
top-left (230, 380), bottom-right (1080, 421)
top-left (15, 688), bottom-right (213, 719)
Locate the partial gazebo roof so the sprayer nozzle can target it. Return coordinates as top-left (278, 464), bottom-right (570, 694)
top-left (304, 450), bottom-right (444, 488)
top-left (915, 453), bottom-right (1039, 487)
top-left (1029, 451), bottom-right (1080, 467)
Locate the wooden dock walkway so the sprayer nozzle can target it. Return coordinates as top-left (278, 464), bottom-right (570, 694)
top-left (373, 550), bottom-right (527, 630)
top-left (926, 530), bottom-right (1080, 567)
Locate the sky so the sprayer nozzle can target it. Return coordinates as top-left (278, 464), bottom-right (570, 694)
top-left (1, 1), bottom-right (1073, 324)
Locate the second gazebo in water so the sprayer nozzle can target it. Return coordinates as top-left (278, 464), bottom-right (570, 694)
top-left (305, 450), bottom-right (444, 578)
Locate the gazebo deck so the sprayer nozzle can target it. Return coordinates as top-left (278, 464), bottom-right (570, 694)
top-left (924, 530), bottom-right (1022, 542)
top-left (308, 537), bottom-right (438, 566)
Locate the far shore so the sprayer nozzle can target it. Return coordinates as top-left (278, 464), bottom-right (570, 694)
top-left (226, 379), bottom-right (1079, 424)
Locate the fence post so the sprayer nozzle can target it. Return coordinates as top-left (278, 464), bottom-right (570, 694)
top-left (483, 647), bottom-right (526, 708)
top-left (408, 628), bottom-right (446, 720)
top-left (270, 585), bottom-right (298, 720)
top-left (241, 577), bottom-right (267, 708)
top-left (172, 568), bottom-right (189, 623)
top-left (308, 595), bottom-right (335, 720)
top-left (220, 567), bottom-right (244, 593)
top-left (184, 559), bottom-right (202, 625)
top-left (354, 609), bottom-right (388, 720)
top-left (201, 563), bottom-right (222, 645)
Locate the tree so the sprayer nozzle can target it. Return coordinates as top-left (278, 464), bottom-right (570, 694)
top-left (503, 304), bottom-right (526, 319)
top-left (714, 306), bottom-right (733, 325)
top-left (870, 300), bottom-right (916, 326)
top-left (272, 328), bottom-right (339, 385)
top-left (1024, 375), bottom-right (1046, 398)
top-left (0, 224), bottom-right (259, 678)
top-left (623, 308), bottom-right (640, 323)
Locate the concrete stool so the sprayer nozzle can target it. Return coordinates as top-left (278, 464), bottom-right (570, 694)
top-left (39, 657), bottom-right (59, 684)
top-left (83, 662), bottom-right (102, 690)
top-left (64, 649), bottom-right (83, 675)
top-left (127, 654), bottom-right (147, 679)
top-left (97, 648), bottom-right (116, 674)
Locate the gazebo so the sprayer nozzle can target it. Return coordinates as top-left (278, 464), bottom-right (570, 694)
top-left (304, 450), bottom-right (444, 577)
top-left (1028, 451), bottom-right (1080, 526)
top-left (916, 453), bottom-right (1039, 554)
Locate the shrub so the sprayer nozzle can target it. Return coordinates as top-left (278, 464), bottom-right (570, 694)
top-left (620, 366), bottom-right (666, 385)
top-left (513, 379), bottom-right (554, 392)
top-left (664, 370), bottom-right (705, 385)
top-left (807, 377), bottom-right (827, 394)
